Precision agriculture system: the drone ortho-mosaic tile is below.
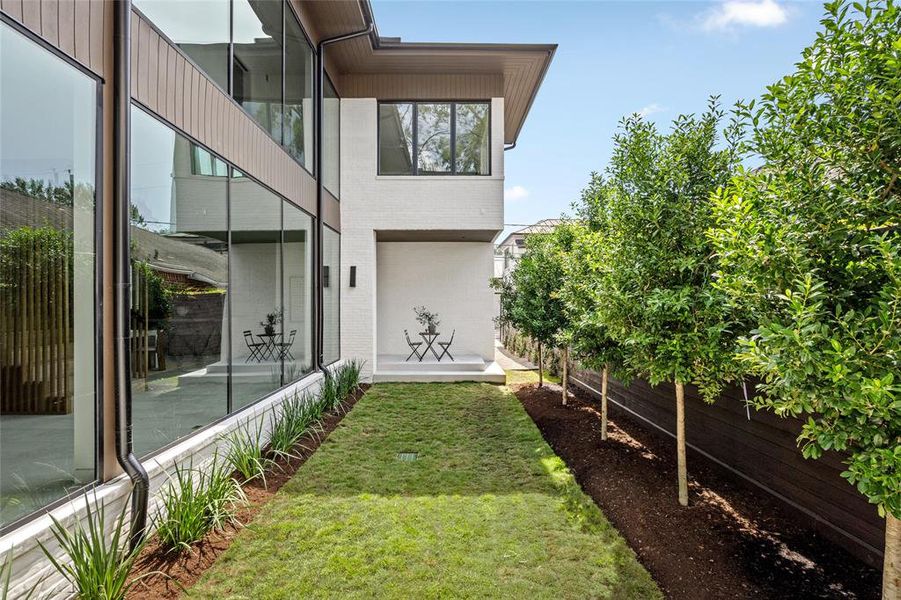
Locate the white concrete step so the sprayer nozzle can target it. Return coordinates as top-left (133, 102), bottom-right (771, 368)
top-left (373, 360), bottom-right (505, 384)
top-left (377, 353), bottom-right (486, 372)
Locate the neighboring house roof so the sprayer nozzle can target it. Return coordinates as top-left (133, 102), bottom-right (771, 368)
top-left (294, 0), bottom-right (556, 145)
top-left (495, 218), bottom-right (565, 250)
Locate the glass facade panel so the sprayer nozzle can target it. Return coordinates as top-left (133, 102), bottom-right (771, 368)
top-left (233, 0), bottom-right (283, 141)
top-left (230, 172), bottom-right (283, 408)
top-left (284, 8), bottom-right (313, 169)
top-left (130, 107), bottom-right (229, 457)
top-left (416, 103), bottom-right (452, 175)
top-left (378, 103), bottom-right (414, 175)
top-left (322, 227), bottom-right (340, 365)
top-left (0, 23), bottom-right (97, 526)
top-left (282, 203), bottom-right (313, 380)
top-left (133, 0), bottom-right (230, 91)
top-left (322, 77), bottom-right (340, 196)
top-left (455, 103), bottom-right (490, 175)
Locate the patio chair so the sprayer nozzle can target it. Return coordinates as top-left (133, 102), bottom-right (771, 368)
top-left (276, 329), bottom-right (297, 361)
top-left (243, 330), bottom-right (265, 363)
top-left (437, 329), bottom-right (455, 362)
top-left (404, 329), bottom-right (423, 362)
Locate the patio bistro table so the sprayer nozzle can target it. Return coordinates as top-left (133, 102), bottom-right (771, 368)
top-left (256, 332), bottom-right (279, 361)
top-left (419, 331), bottom-right (441, 361)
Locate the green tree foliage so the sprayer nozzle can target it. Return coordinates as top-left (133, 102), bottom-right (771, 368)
top-left (585, 99), bottom-right (744, 401)
top-left (0, 177), bottom-right (74, 206)
top-left (709, 0), bottom-right (901, 519)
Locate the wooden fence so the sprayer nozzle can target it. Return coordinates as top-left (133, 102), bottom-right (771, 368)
top-left (568, 364), bottom-right (885, 567)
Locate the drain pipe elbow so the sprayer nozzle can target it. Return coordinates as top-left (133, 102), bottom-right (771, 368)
top-left (113, 0), bottom-right (150, 551)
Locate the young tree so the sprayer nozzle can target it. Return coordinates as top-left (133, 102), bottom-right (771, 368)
top-left (500, 229), bottom-right (570, 393)
top-left (562, 175), bottom-right (631, 439)
top-left (592, 100), bottom-right (743, 505)
top-left (708, 2), bottom-right (900, 594)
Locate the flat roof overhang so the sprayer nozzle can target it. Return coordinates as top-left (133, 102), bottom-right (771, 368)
top-left (293, 0), bottom-right (555, 145)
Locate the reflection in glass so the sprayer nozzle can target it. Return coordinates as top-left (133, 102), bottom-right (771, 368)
top-left (230, 173), bottom-right (283, 408)
top-left (284, 8), bottom-right (313, 168)
top-left (133, 0), bottom-right (230, 91)
top-left (417, 103), bottom-right (452, 174)
top-left (322, 77), bottom-right (340, 196)
top-left (378, 103), bottom-right (414, 175)
top-left (232, 0), bottom-right (283, 141)
top-left (455, 103), bottom-right (490, 175)
top-left (130, 107), bottom-right (229, 457)
top-left (0, 22), bottom-right (96, 526)
top-left (282, 203), bottom-right (313, 380)
top-left (322, 227), bottom-right (340, 365)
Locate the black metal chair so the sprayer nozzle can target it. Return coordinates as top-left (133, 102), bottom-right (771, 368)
top-left (404, 329), bottom-right (423, 362)
top-left (276, 329), bottom-right (297, 361)
top-left (437, 329), bottom-right (455, 362)
top-left (243, 330), bottom-right (265, 363)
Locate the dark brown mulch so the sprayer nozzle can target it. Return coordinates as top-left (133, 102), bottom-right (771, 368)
top-left (513, 381), bottom-right (881, 600)
top-left (125, 386), bottom-right (367, 600)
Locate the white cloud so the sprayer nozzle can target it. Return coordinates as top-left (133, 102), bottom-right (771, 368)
top-left (700, 0), bottom-right (789, 32)
top-left (637, 103), bottom-right (666, 118)
top-left (504, 185), bottom-right (530, 202)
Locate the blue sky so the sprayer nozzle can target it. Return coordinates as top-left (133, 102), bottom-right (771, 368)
top-left (370, 0), bottom-right (826, 239)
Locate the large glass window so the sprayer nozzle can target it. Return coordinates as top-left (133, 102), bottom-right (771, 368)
top-left (133, 0), bottom-right (230, 92)
top-left (229, 172), bottom-right (283, 408)
top-left (130, 107), bottom-right (230, 457)
top-left (283, 7), bottom-right (313, 169)
top-left (232, 0), bottom-right (284, 142)
top-left (322, 77), bottom-right (340, 197)
top-left (0, 22), bottom-right (97, 527)
top-left (322, 227), bottom-right (340, 365)
top-left (378, 102), bottom-right (490, 176)
top-left (282, 204), bottom-right (313, 379)
top-left (378, 103), bottom-right (415, 175)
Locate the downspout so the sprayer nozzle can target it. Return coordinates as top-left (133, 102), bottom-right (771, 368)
top-left (113, 0), bottom-right (150, 551)
top-left (504, 142), bottom-right (517, 151)
top-left (314, 21), bottom-right (373, 370)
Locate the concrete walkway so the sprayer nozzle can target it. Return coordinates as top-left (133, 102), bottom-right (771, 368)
top-left (493, 338), bottom-right (537, 370)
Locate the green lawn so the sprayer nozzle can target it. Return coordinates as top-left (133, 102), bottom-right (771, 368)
top-left (190, 382), bottom-right (660, 599)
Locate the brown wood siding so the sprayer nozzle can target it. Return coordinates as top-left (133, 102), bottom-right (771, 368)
top-left (340, 73), bottom-right (504, 100)
top-left (128, 10), bottom-right (316, 217)
top-left (2, 0), bottom-right (110, 78)
top-left (568, 366), bottom-right (885, 567)
top-left (322, 189), bottom-right (340, 232)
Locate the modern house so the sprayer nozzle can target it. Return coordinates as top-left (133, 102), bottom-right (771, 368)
top-left (495, 217), bottom-right (564, 277)
top-left (0, 0), bottom-right (553, 594)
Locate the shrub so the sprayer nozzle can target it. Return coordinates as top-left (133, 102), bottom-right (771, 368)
top-left (154, 459), bottom-right (245, 553)
top-left (39, 495), bottom-right (146, 600)
top-left (225, 421), bottom-right (275, 487)
top-left (268, 391), bottom-right (322, 458)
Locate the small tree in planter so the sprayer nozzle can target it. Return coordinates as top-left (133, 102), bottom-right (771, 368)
top-left (413, 306), bottom-right (440, 334)
top-left (593, 101), bottom-right (744, 505)
top-left (709, 1), bottom-right (901, 593)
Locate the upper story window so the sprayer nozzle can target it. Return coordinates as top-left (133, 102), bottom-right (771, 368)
top-left (378, 101), bottom-right (490, 176)
top-left (134, 0), bottom-right (315, 174)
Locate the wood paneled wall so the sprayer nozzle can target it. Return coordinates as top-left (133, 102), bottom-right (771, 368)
top-left (0, 0), bottom-right (111, 77)
top-left (130, 11), bottom-right (317, 217)
top-left (568, 366), bottom-right (885, 567)
top-left (340, 73), bottom-right (504, 100)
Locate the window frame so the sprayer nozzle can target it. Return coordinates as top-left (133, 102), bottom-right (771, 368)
top-left (321, 224), bottom-right (341, 366)
top-left (322, 72), bottom-right (340, 198)
top-left (127, 104), bottom-right (319, 461)
top-left (377, 100), bottom-right (492, 177)
top-left (0, 13), bottom-right (105, 536)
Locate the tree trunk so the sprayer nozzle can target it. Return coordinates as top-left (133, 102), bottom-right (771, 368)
top-left (537, 342), bottom-right (543, 388)
top-left (885, 513), bottom-right (900, 600)
top-left (561, 347), bottom-right (569, 405)
top-left (600, 364), bottom-right (609, 441)
top-left (675, 381), bottom-right (688, 506)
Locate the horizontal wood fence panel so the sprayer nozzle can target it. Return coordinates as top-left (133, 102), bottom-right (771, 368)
top-left (569, 365), bottom-right (885, 567)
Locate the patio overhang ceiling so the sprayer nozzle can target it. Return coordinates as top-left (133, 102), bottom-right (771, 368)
top-left (376, 230), bottom-right (500, 243)
top-left (294, 0), bottom-right (556, 145)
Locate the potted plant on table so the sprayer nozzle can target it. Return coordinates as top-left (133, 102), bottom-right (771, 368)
top-left (260, 309), bottom-right (282, 336)
top-left (413, 306), bottom-right (440, 335)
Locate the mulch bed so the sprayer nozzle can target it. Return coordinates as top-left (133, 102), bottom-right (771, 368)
top-left (126, 386), bottom-right (367, 600)
top-left (513, 381), bottom-right (882, 600)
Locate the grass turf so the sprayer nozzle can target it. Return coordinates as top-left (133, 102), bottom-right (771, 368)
top-left (505, 369), bottom-right (561, 386)
top-left (189, 382), bottom-right (660, 599)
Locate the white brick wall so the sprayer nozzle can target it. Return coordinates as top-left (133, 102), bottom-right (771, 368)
top-left (340, 98), bottom-right (505, 378)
